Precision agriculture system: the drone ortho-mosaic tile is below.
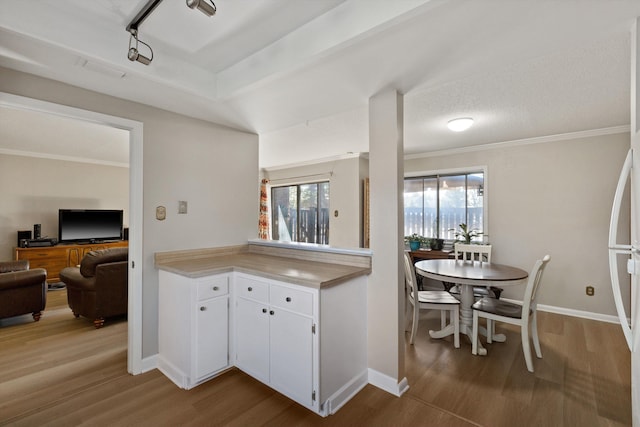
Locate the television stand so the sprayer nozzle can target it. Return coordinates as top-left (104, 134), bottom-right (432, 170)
top-left (15, 241), bottom-right (128, 284)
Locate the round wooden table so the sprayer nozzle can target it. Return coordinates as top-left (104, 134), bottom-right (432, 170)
top-left (414, 259), bottom-right (528, 353)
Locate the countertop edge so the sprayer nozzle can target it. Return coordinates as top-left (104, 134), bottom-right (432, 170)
top-left (156, 252), bottom-right (371, 290)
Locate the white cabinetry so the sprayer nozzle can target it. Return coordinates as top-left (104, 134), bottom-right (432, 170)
top-left (234, 274), bottom-right (316, 409)
top-left (157, 268), bottom-right (369, 417)
top-left (158, 271), bottom-right (230, 389)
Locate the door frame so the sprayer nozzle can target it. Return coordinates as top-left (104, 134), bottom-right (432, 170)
top-left (0, 91), bottom-right (144, 374)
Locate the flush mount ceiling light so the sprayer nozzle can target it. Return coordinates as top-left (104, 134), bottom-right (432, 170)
top-left (186, 0), bottom-right (217, 17)
top-left (447, 117), bottom-right (474, 132)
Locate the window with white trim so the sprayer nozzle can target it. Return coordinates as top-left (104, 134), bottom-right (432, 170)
top-left (271, 181), bottom-right (330, 244)
top-left (404, 172), bottom-right (485, 240)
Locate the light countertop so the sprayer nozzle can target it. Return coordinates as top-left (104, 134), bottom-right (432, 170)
top-left (156, 251), bottom-right (371, 289)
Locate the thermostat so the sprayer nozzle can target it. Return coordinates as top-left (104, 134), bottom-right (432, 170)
top-left (156, 206), bottom-right (166, 221)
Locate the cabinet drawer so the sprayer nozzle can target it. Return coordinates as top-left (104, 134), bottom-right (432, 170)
top-left (18, 250), bottom-right (66, 262)
top-left (197, 276), bottom-right (229, 300)
top-left (28, 259), bottom-right (68, 271)
top-left (236, 276), bottom-right (269, 303)
top-left (270, 284), bottom-right (313, 316)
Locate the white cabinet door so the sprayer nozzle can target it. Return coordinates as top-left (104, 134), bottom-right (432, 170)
top-left (269, 308), bottom-right (314, 407)
top-left (235, 297), bottom-right (270, 383)
top-left (195, 296), bottom-right (228, 380)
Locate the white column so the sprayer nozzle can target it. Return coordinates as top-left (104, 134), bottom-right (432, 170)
top-left (367, 88), bottom-right (407, 395)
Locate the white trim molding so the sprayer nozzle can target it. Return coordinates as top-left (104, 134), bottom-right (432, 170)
top-left (368, 369), bottom-right (410, 397)
top-left (405, 125), bottom-right (630, 160)
top-left (262, 152), bottom-right (364, 172)
top-left (141, 354), bottom-right (159, 374)
top-left (501, 298), bottom-right (624, 324)
top-left (0, 147), bottom-right (130, 168)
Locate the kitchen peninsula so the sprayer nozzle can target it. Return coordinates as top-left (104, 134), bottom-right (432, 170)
top-left (155, 240), bottom-right (372, 417)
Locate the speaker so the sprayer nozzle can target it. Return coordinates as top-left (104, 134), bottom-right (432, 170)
top-left (17, 230), bottom-right (31, 247)
top-left (123, 227), bottom-right (129, 241)
top-left (33, 224), bottom-right (41, 240)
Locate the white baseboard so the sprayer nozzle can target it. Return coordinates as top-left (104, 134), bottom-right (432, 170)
top-left (501, 298), bottom-right (623, 324)
top-left (140, 354), bottom-right (158, 373)
top-left (537, 303), bottom-right (622, 324)
top-left (156, 356), bottom-right (188, 389)
top-left (367, 369), bottom-right (409, 397)
top-left (324, 370), bottom-right (369, 415)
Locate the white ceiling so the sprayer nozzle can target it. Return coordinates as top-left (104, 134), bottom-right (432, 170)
top-left (0, 0), bottom-right (639, 168)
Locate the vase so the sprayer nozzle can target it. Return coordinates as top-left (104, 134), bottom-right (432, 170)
top-left (409, 241), bottom-right (420, 251)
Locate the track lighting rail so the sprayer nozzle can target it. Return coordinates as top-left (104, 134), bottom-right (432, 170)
top-left (126, 0), bottom-right (164, 34)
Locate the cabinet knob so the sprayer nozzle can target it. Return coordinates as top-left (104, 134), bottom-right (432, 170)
top-left (269, 310), bottom-right (275, 315)
top-left (213, 286), bottom-right (219, 291)
top-left (285, 297), bottom-right (292, 302)
top-left (200, 306), bottom-right (206, 311)
top-left (248, 287), bottom-right (253, 292)
top-left (262, 308), bottom-right (267, 313)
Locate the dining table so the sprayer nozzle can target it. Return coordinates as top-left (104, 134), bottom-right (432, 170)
top-left (414, 259), bottom-right (529, 354)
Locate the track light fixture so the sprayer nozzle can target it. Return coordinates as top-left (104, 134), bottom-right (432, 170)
top-left (128, 30), bottom-right (153, 65)
top-left (126, 0), bottom-right (217, 65)
top-left (186, 0), bottom-right (217, 17)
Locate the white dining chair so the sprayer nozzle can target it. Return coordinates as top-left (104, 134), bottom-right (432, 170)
top-left (454, 243), bottom-right (492, 263)
top-left (404, 252), bottom-right (460, 348)
top-left (471, 255), bottom-right (551, 372)
top-left (452, 243), bottom-right (502, 299)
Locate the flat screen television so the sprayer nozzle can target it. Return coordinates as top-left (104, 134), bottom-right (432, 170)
top-left (58, 209), bottom-right (123, 243)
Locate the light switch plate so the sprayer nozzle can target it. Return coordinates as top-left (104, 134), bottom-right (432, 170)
top-left (178, 201), bottom-right (188, 214)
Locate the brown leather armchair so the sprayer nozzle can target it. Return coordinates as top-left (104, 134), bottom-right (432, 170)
top-left (0, 260), bottom-right (47, 321)
top-left (60, 247), bottom-right (128, 328)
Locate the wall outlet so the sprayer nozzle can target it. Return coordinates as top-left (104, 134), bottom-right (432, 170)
top-left (178, 200), bottom-right (188, 214)
top-left (586, 285), bottom-right (595, 296)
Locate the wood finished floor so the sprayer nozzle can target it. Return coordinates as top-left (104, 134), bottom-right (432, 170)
top-left (0, 288), bottom-right (631, 426)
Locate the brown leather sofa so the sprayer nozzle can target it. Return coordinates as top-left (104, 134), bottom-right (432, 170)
top-left (0, 260), bottom-right (47, 322)
top-left (60, 247), bottom-right (128, 328)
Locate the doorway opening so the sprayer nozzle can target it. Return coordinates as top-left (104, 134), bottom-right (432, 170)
top-left (0, 91), bottom-right (144, 374)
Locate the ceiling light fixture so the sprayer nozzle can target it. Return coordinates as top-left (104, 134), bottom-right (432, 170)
top-left (125, 0), bottom-right (216, 65)
top-left (125, 0), bottom-right (163, 66)
top-left (447, 117), bottom-right (474, 132)
top-left (127, 30), bottom-right (153, 65)
top-left (186, 0), bottom-right (216, 17)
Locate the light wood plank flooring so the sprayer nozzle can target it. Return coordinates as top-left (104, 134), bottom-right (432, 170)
top-left (0, 289), bottom-right (631, 426)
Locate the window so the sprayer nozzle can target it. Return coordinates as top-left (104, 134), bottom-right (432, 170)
top-left (271, 182), bottom-right (330, 244)
top-left (404, 172), bottom-right (484, 240)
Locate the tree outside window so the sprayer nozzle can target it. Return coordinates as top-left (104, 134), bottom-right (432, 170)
top-left (271, 182), bottom-right (329, 244)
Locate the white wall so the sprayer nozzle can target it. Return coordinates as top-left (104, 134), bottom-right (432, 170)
top-left (405, 131), bottom-right (631, 317)
top-left (262, 155), bottom-right (366, 248)
top-left (0, 154), bottom-right (129, 259)
top-left (0, 67), bottom-right (259, 358)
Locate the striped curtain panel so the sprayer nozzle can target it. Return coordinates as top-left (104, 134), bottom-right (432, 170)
top-left (258, 179), bottom-right (270, 239)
